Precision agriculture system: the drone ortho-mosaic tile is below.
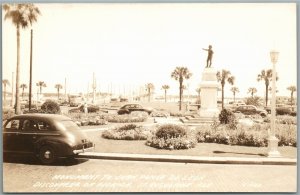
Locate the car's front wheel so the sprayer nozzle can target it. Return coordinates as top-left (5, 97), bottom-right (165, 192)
top-left (38, 145), bottom-right (57, 165)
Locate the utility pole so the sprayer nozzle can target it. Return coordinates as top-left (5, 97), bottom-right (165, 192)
top-left (29, 29), bottom-right (33, 110)
top-left (65, 77), bottom-right (67, 100)
top-left (87, 82), bottom-right (89, 101)
top-left (92, 72), bottom-right (96, 104)
top-left (11, 72), bottom-right (14, 107)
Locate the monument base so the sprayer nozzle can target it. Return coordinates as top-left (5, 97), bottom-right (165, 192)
top-left (180, 114), bottom-right (218, 125)
top-left (199, 107), bottom-right (220, 118)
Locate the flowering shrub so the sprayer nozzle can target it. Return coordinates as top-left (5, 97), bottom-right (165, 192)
top-left (263, 115), bottom-right (297, 125)
top-left (219, 109), bottom-right (237, 129)
top-left (155, 124), bottom-right (187, 139)
top-left (146, 124), bottom-right (197, 150)
top-left (41, 100), bottom-right (61, 114)
top-left (65, 113), bottom-right (108, 126)
top-left (146, 136), bottom-right (197, 150)
top-left (102, 124), bottom-right (152, 140)
top-left (103, 112), bottom-right (148, 123)
top-left (276, 115), bottom-right (296, 125)
top-left (150, 111), bottom-right (170, 117)
top-left (169, 112), bottom-right (185, 117)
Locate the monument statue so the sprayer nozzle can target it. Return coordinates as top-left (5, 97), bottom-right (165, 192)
top-left (203, 45), bottom-right (213, 68)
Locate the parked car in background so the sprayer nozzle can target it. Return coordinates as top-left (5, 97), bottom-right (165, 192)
top-left (117, 103), bottom-right (153, 115)
top-left (68, 104), bottom-right (100, 113)
top-left (264, 104), bottom-right (296, 116)
top-left (276, 106), bottom-right (297, 116)
top-left (3, 114), bottom-right (94, 164)
top-left (233, 105), bottom-right (268, 117)
top-left (264, 104), bottom-right (285, 114)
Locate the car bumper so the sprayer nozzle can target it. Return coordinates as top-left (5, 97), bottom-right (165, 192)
top-left (73, 144), bottom-right (95, 154)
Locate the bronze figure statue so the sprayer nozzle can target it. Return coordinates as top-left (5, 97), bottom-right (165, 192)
top-left (203, 45), bottom-right (213, 68)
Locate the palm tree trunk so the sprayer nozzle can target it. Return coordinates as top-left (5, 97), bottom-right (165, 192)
top-left (251, 92), bottom-right (254, 98)
top-left (265, 84), bottom-right (269, 107)
top-left (164, 90), bottom-right (167, 103)
top-left (291, 91), bottom-right (293, 106)
top-left (4, 85), bottom-right (6, 102)
top-left (22, 88), bottom-right (24, 98)
top-left (57, 89), bottom-right (60, 99)
top-left (221, 84), bottom-right (224, 109)
top-left (233, 93), bottom-right (235, 102)
top-left (179, 79), bottom-right (183, 111)
top-left (148, 88), bottom-right (150, 102)
top-left (15, 26), bottom-right (21, 114)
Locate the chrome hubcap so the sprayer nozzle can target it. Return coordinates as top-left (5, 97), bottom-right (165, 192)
top-left (44, 150), bottom-right (51, 159)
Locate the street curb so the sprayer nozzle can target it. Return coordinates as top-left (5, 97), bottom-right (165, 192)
top-left (78, 152), bottom-right (297, 165)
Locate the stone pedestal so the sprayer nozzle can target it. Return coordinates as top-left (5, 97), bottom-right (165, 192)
top-left (198, 67), bottom-right (220, 118)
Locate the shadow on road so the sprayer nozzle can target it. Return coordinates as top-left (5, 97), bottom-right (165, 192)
top-left (3, 154), bottom-right (89, 166)
top-left (213, 150), bottom-right (266, 157)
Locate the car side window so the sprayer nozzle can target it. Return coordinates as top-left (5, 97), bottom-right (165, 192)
top-left (22, 120), bottom-right (38, 131)
top-left (5, 120), bottom-right (20, 130)
top-left (36, 121), bottom-right (52, 131)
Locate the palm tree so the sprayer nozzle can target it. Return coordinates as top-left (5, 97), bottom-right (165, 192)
top-left (20, 84), bottom-right (27, 98)
top-left (247, 87), bottom-right (257, 98)
top-left (36, 81), bottom-right (47, 95)
top-left (3, 4), bottom-right (41, 114)
top-left (287, 85), bottom-right (296, 105)
top-left (55, 84), bottom-right (63, 99)
top-left (2, 79), bottom-right (10, 102)
top-left (216, 69), bottom-right (235, 109)
top-left (161, 85), bottom-right (170, 103)
top-left (145, 83), bottom-right (154, 102)
top-left (171, 67), bottom-right (192, 111)
top-left (230, 87), bottom-right (239, 102)
top-left (268, 86), bottom-right (279, 93)
top-left (257, 69), bottom-right (278, 107)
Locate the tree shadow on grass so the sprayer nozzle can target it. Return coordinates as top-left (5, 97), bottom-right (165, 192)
top-left (213, 150), bottom-right (266, 157)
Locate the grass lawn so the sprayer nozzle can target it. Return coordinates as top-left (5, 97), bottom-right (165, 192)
top-left (85, 130), bottom-right (297, 159)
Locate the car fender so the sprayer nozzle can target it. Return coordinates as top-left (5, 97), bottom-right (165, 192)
top-left (35, 137), bottom-right (72, 157)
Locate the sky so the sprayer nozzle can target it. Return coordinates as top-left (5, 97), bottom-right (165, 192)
top-left (2, 3), bottom-right (297, 98)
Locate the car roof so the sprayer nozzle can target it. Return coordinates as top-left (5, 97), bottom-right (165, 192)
top-left (8, 114), bottom-right (71, 122)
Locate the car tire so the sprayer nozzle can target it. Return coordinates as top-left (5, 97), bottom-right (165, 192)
top-left (38, 145), bottom-right (57, 165)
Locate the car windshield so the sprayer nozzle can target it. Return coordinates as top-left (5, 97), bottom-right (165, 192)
top-left (58, 120), bottom-right (81, 131)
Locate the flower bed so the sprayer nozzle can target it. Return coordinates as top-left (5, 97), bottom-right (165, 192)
top-left (65, 113), bottom-right (108, 126)
top-left (150, 110), bottom-right (170, 117)
top-left (102, 124), bottom-right (152, 140)
top-left (103, 111), bottom-right (148, 123)
top-left (146, 124), bottom-right (197, 150)
top-left (263, 115), bottom-right (297, 125)
top-left (195, 123), bottom-right (297, 147)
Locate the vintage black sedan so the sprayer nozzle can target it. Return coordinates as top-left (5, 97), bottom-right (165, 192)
top-left (117, 103), bottom-right (153, 115)
top-left (3, 114), bottom-right (94, 164)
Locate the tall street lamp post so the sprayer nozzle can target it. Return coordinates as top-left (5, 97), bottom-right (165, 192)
top-left (268, 50), bottom-right (281, 158)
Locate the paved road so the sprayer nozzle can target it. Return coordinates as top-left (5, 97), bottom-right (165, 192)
top-left (3, 156), bottom-right (296, 193)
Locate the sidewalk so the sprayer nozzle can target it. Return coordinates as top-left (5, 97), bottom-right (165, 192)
top-left (78, 152), bottom-right (296, 165)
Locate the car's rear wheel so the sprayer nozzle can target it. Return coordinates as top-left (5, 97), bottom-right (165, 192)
top-left (39, 145), bottom-right (57, 165)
